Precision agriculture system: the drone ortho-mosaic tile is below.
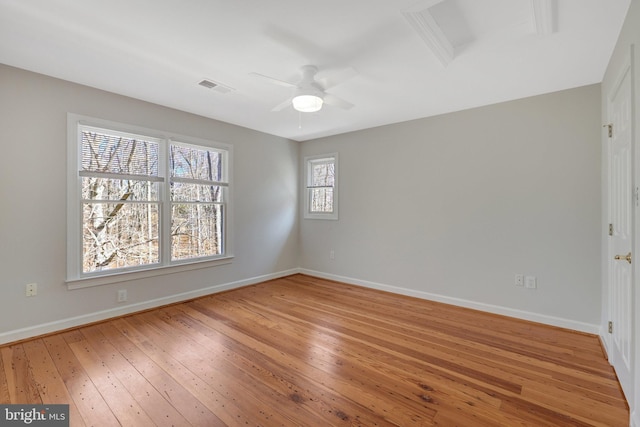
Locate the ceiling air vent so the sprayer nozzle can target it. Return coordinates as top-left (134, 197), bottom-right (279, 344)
top-left (198, 78), bottom-right (234, 94)
top-left (199, 79), bottom-right (217, 89)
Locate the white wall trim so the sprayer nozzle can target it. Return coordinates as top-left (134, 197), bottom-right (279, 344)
top-left (299, 269), bottom-right (600, 335)
top-left (0, 268), bottom-right (300, 346)
top-left (1, 266), bottom-right (602, 345)
top-left (631, 410), bottom-right (638, 427)
top-left (599, 331), bottom-right (611, 361)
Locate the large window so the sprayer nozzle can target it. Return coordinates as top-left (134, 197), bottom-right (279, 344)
top-left (67, 115), bottom-right (231, 285)
top-left (304, 153), bottom-right (338, 220)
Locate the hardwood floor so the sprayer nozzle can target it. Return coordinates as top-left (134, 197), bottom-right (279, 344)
top-left (0, 274), bottom-right (629, 426)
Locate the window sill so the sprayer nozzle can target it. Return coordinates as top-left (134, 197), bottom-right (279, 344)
top-left (66, 256), bottom-right (234, 290)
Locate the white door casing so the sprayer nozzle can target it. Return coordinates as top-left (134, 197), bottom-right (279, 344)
top-left (608, 52), bottom-right (635, 404)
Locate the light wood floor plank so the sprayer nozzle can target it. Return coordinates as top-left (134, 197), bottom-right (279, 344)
top-left (21, 339), bottom-right (85, 426)
top-left (43, 333), bottom-right (120, 427)
top-left (65, 331), bottom-right (157, 426)
top-left (131, 309), bottom-right (317, 426)
top-left (167, 303), bottom-right (393, 426)
top-left (1, 344), bottom-right (41, 404)
top-left (172, 303), bottom-right (418, 425)
top-left (113, 315), bottom-right (263, 426)
top-left (201, 295), bottom-right (522, 426)
top-left (0, 349), bottom-right (11, 403)
top-left (0, 274), bottom-right (629, 426)
top-left (95, 321), bottom-right (224, 427)
top-left (185, 297), bottom-right (434, 426)
top-left (79, 324), bottom-right (191, 426)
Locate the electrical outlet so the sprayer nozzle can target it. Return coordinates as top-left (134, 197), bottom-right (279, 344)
top-left (26, 283), bottom-right (37, 297)
top-left (117, 289), bottom-right (127, 302)
top-left (525, 276), bottom-right (537, 289)
top-left (329, 249), bottom-right (335, 260)
top-left (515, 274), bottom-right (524, 286)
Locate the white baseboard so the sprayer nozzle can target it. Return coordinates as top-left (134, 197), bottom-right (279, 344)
top-left (0, 268), bottom-right (300, 345)
top-left (0, 267), bottom-right (602, 345)
top-left (599, 332), bottom-right (611, 360)
top-left (632, 410), bottom-right (638, 427)
top-left (299, 269), bottom-right (600, 335)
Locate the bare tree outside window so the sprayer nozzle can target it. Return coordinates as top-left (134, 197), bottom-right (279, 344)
top-left (308, 158), bottom-right (335, 213)
top-left (170, 144), bottom-right (225, 260)
top-left (79, 127), bottom-right (228, 275)
top-left (81, 131), bottom-right (160, 273)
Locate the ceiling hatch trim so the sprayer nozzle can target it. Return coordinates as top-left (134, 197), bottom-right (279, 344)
top-left (402, 0), bottom-right (455, 67)
top-left (402, 0), bottom-right (558, 67)
top-left (531, 0), bottom-right (557, 36)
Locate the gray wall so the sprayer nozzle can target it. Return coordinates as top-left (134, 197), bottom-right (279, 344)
top-left (0, 64), bottom-right (300, 343)
top-left (300, 85), bottom-right (602, 332)
top-left (0, 65), bottom-right (604, 343)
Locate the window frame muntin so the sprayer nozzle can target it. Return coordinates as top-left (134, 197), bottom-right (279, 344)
top-left (168, 140), bottom-right (229, 263)
top-left (304, 153), bottom-right (338, 220)
top-left (67, 114), bottom-right (233, 288)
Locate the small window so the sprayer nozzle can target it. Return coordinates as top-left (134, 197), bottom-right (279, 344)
top-left (304, 153), bottom-right (338, 220)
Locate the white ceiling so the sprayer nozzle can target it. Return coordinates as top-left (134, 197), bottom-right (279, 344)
top-left (0, 0), bottom-right (631, 141)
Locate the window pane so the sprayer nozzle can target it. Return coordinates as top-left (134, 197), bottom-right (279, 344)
top-left (82, 202), bottom-right (159, 273)
top-left (82, 130), bottom-right (159, 176)
top-left (171, 182), bottom-right (223, 203)
top-left (310, 188), bottom-right (334, 213)
top-left (82, 178), bottom-right (159, 201)
top-left (171, 144), bottom-right (223, 182)
top-left (171, 203), bottom-right (223, 260)
top-left (311, 161), bottom-right (334, 187)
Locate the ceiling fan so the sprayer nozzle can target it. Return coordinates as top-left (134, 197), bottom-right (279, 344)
top-left (251, 65), bottom-right (356, 113)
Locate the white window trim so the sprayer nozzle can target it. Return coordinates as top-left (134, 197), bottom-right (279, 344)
top-left (304, 153), bottom-right (338, 220)
top-left (66, 113), bottom-right (234, 289)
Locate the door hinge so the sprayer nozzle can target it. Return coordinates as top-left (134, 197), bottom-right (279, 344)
top-left (604, 123), bottom-right (613, 138)
top-left (608, 223), bottom-right (613, 236)
top-left (608, 321), bottom-right (613, 334)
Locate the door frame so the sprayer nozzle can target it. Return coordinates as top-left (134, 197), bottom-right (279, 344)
top-left (630, 43), bottom-right (639, 427)
top-left (603, 44), bottom-right (637, 424)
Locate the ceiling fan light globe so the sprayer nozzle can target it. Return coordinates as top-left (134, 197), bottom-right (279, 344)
top-left (292, 94), bottom-right (323, 112)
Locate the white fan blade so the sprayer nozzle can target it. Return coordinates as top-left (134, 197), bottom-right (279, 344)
top-left (318, 67), bottom-right (358, 90)
top-left (323, 93), bottom-right (354, 110)
top-left (271, 97), bottom-right (292, 112)
top-left (250, 72), bottom-right (296, 88)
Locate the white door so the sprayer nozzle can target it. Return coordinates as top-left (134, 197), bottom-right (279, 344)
top-left (608, 56), bottom-right (634, 403)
